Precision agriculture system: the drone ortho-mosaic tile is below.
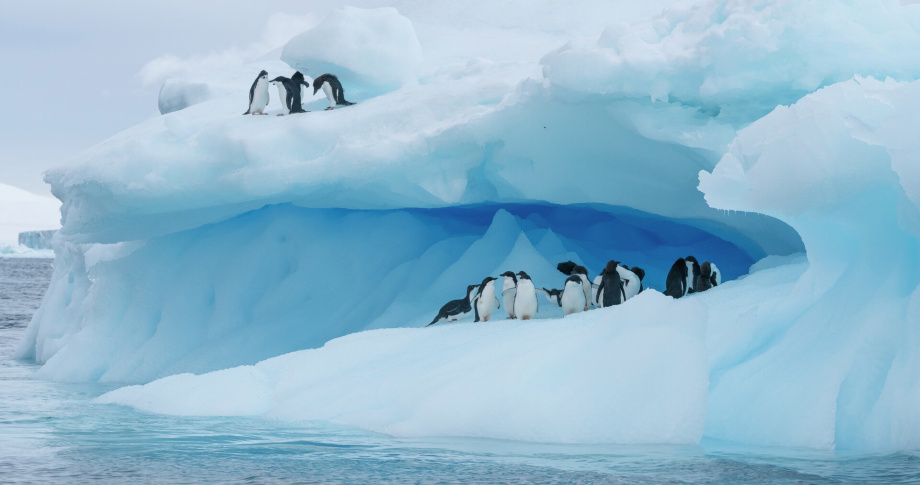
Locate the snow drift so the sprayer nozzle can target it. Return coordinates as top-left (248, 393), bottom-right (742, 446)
top-left (19, 0), bottom-right (920, 451)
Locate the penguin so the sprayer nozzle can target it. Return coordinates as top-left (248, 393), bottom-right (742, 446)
top-left (664, 258), bottom-right (689, 299)
top-left (243, 70), bottom-right (270, 115)
top-left (475, 276), bottom-right (501, 322)
top-left (500, 271), bottom-right (518, 319)
top-left (596, 260), bottom-right (626, 308)
top-left (313, 74), bottom-right (354, 110)
top-left (286, 71), bottom-right (309, 114)
top-left (685, 256), bottom-right (702, 295)
top-left (616, 265), bottom-right (644, 301)
top-left (555, 261), bottom-right (591, 310)
top-left (560, 275), bottom-right (586, 316)
top-left (513, 271), bottom-right (539, 320)
top-left (536, 287), bottom-right (563, 306)
top-left (427, 284), bottom-right (480, 326)
top-left (269, 76), bottom-right (292, 115)
top-left (696, 261), bottom-right (721, 292)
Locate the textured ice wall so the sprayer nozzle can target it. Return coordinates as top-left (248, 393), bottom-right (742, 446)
top-left (18, 204), bottom-right (752, 382)
top-left (99, 291), bottom-right (709, 445)
top-left (699, 77), bottom-right (920, 450)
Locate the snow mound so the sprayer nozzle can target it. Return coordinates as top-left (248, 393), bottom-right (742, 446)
top-left (282, 7), bottom-right (422, 97)
top-left (99, 290), bottom-right (708, 445)
top-left (542, 0), bottom-right (920, 121)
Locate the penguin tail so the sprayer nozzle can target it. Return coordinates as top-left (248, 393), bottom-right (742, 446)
top-left (340, 100), bottom-right (355, 106)
top-left (426, 318), bottom-right (438, 327)
top-left (243, 110), bottom-right (250, 115)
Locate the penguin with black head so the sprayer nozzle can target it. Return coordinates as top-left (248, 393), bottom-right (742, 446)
top-left (513, 271), bottom-right (538, 320)
top-left (243, 70), bottom-right (270, 115)
top-left (427, 284), bottom-right (480, 326)
top-left (313, 74), bottom-right (355, 110)
top-left (596, 260), bottom-right (626, 308)
top-left (499, 271), bottom-right (517, 319)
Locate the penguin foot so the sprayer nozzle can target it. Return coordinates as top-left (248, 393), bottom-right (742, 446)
top-left (276, 113), bottom-right (284, 116)
top-left (325, 107), bottom-right (334, 111)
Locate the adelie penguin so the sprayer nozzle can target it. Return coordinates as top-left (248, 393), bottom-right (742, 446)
top-left (499, 271), bottom-right (517, 319)
top-left (243, 70), bottom-right (270, 115)
top-left (696, 261), bottom-right (721, 292)
top-left (313, 74), bottom-right (354, 110)
top-left (556, 261), bottom-right (591, 311)
top-left (513, 271), bottom-right (538, 320)
top-left (560, 275), bottom-right (586, 315)
top-left (664, 256), bottom-right (701, 299)
top-left (595, 260), bottom-right (626, 308)
top-left (474, 276), bottom-right (501, 322)
top-left (427, 284), bottom-right (479, 326)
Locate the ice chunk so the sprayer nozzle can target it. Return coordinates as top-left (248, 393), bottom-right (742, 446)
top-left (282, 7), bottom-right (422, 97)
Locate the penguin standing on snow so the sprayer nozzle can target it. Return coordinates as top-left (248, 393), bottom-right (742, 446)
top-left (513, 271), bottom-right (539, 320)
top-left (696, 261), bottom-right (721, 292)
top-left (313, 74), bottom-right (355, 110)
top-left (243, 70), bottom-right (270, 115)
top-left (269, 76), bottom-right (291, 115)
top-left (500, 271), bottom-right (518, 319)
top-left (617, 264), bottom-right (645, 301)
top-left (556, 261), bottom-right (592, 311)
top-left (596, 260), bottom-right (626, 308)
top-left (286, 71), bottom-right (309, 114)
top-left (475, 276), bottom-right (501, 322)
top-left (684, 256), bottom-right (702, 294)
top-left (664, 258), bottom-right (689, 298)
top-left (560, 275), bottom-right (587, 316)
top-left (427, 284), bottom-right (480, 326)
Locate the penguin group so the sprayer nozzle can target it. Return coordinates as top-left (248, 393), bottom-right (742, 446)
top-left (243, 69), bottom-right (355, 116)
top-left (427, 254), bottom-right (721, 327)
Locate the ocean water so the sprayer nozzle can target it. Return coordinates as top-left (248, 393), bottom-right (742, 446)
top-left (1, 258), bottom-right (918, 484)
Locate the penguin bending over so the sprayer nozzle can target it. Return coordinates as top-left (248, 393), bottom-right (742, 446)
top-left (475, 276), bottom-right (501, 322)
top-left (243, 70), bottom-right (270, 115)
top-left (427, 284), bottom-right (479, 326)
top-left (313, 74), bottom-right (354, 110)
top-left (617, 265), bottom-right (644, 301)
top-left (596, 260), bottom-right (626, 308)
top-left (560, 275), bottom-right (586, 315)
top-left (500, 271), bottom-right (517, 319)
top-left (696, 261), bottom-right (721, 292)
top-left (513, 271), bottom-right (539, 320)
top-left (536, 287), bottom-right (562, 306)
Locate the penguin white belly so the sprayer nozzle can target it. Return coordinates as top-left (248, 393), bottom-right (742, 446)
top-left (684, 261), bottom-right (696, 295)
top-left (710, 262), bottom-right (722, 286)
top-left (502, 285), bottom-right (516, 319)
top-left (322, 82), bottom-right (336, 108)
top-left (514, 280), bottom-right (538, 320)
top-left (476, 284), bottom-right (500, 322)
top-left (577, 274), bottom-right (592, 310)
top-left (592, 275), bottom-right (601, 307)
top-left (560, 282), bottom-right (585, 316)
top-left (273, 83), bottom-right (288, 113)
top-left (250, 79), bottom-right (269, 113)
top-left (616, 267), bottom-right (640, 301)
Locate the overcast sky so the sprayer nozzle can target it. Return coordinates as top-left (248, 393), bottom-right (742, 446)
top-left (0, 0), bottom-right (687, 197)
top-left (0, 1), bottom-right (343, 195)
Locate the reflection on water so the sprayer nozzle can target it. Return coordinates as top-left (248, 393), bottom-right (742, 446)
top-left (1, 257), bottom-right (918, 484)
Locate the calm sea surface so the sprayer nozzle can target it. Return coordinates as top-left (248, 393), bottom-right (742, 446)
top-left (1, 257), bottom-right (918, 484)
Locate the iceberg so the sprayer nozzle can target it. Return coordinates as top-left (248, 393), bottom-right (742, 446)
top-left (18, 0), bottom-right (920, 451)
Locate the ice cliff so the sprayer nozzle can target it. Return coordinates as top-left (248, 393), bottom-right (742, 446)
top-left (18, 0), bottom-right (920, 451)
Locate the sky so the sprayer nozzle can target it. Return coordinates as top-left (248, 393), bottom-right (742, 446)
top-left (0, 0), bottom-right (688, 197)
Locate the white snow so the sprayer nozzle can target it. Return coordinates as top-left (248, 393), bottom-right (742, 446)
top-left (99, 290), bottom-right (708, 445)
top-left (17, 0), bottom-right (920, 451)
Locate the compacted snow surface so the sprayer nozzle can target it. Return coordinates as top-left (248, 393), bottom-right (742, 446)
top-left (15, 0), bottom-right (920, 457)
